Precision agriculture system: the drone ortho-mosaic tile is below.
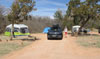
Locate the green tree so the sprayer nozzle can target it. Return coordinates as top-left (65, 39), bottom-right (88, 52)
top-left (66, 0), bottom-right (100, 35)
top-left (66, 0), bottom-right (81, 25)
top-left (8, 0), bottom-right (36, 40)
top-left (0, 6), bottom-right (7, 34)
top-left (54, 9), bottom-right (64, 27)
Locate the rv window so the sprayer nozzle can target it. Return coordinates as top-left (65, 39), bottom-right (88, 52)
top-left (14, 28), bottom-right (19, 32)
top-left (6, 28), bottom-right (19, 32)
top-left (14, 29), bottom-right (18, 32)
top-left (51, 26), bottom-right (61, 31)
top-left (20, 28), bottom-right (29, 33)
top-left (6, 28), bottom-right (11, 32)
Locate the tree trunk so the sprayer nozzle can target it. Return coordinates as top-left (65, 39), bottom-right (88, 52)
top-left (78, 16), bottom-right (90, 35)
top-left (10, 22), bottom-right (14, 40)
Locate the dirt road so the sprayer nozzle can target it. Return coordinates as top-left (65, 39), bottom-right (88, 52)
top-left (2, 33), bottom-right (100, 59)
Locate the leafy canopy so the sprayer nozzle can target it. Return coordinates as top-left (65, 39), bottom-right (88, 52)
top-left (8, 0), bottom-right (36, 23)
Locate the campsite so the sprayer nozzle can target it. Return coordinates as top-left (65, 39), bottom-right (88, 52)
top-left (5, 24), bottom-right (30, 36)
top-left (0, 0), bottom-right (100, 59)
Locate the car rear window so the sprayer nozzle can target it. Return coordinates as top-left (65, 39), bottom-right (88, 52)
top-left (50, 27), bottom-right (61, 31)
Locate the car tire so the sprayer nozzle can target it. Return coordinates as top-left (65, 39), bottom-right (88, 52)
top-left (47, 35), bottom-right (50, 40)
top-left (48, 37), bottom-right (51, 40)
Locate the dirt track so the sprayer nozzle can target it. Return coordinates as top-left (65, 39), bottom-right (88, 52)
top-left (2, 33), bottom-right (100, 59)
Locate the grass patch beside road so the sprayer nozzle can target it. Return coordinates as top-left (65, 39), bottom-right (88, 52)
top-left (0, 41), bottom-right (32, 57)
top-left (76, 35), bottom-right (100, 48)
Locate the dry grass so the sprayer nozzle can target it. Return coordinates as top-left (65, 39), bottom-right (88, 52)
top-left (0, 35), bottom-right (33, 57)
top-left (0, 41), bottom-right (32, 57)
top-left (76, 34), bottom-right (100, 48)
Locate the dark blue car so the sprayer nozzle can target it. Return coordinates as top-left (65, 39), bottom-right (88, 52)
top-left (47, 24), bottom-right (63, 40)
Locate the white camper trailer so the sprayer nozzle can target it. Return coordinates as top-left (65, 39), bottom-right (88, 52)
top-left (72, 25), bottom-right (80, 33)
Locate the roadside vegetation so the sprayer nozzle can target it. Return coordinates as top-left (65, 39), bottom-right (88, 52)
top-left (0, 0), bottom-right (53, 57)
top-left (54, 0), bottom-right (100, 33)
top-left (65, 0), bottom-right (100, 34)
top-left (0, 7), bottom-right (54, 34)
top-left (76, 34), bottom-right (100, 48)
top-left (0, 36), bottom-right (33, 57)
top-left (0, 33), bottom-right (37, 57)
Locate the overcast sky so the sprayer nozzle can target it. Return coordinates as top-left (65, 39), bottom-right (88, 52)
top-left (0, 0), bottom-right (69, 19)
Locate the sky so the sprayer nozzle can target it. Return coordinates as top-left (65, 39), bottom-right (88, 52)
top-left (0, 0), bottom-right (69, 19)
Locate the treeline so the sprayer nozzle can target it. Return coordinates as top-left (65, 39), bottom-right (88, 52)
top-left (0, 16), bottom-right (55, 34)
top-left (22, 16), bottom-right (55, 33)
top-left (0, 6), bottom-right (8, 34)
top-left (1, 0), bottom-right (100, 35)
top-left (54, 0), bottom-right (100, 32)
top-left (0, 5), bottom-right (55, 34)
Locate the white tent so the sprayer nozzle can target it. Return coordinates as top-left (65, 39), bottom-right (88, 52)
top-left (5, 24), bottom-right (30, 36)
